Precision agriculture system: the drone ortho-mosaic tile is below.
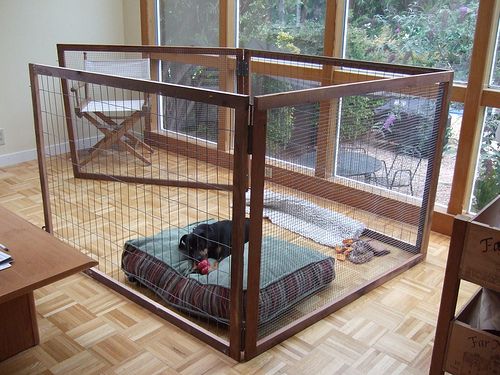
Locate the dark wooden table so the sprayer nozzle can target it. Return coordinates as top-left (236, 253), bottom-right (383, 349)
top-left (0, 206), bottom-right (97, 361)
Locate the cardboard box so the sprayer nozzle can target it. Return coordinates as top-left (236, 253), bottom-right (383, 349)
top-left (460, 197), bottom-right (500, 292)
top-left (444, 290), bottom-right (500, 374)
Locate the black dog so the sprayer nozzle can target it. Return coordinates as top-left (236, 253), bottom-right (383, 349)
top-left (179, 218), bottom-right (250, 271)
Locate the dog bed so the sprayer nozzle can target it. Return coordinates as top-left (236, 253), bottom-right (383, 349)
top-left (121, 222), bottom-right (335, 325)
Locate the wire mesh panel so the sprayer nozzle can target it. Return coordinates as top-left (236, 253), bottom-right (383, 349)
top-left (247, 51), bottom-right (416, 174)
top-left (248, 56), bottom-right (451, 353)
top-left (161, 62), bottom-right (220, 142)
top-left (31, 45), bottom-right (452, 360)
top-left (59, 46), bottom-right (241, 151)
top-left (30, 62), bottom-right (249, 354)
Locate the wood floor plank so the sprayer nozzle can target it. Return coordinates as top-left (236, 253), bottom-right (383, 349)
top-left (0, 160), bottom-right (480, 374)
top-left (90, 334), bottom-right (142, 365)
top-left (39, 333), bottom-right (85, 363)
top-left (47, 304), bottom-right (97, 332)
top-left (49, 350), bottom-right (111, 375)
top-left (105, 351), bottom-right (175, 375)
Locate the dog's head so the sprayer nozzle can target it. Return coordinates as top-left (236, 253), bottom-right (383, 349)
top-left (179, 224), bottom-right (212, 262)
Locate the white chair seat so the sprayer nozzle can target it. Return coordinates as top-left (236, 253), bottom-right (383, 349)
top-left (81, 100), bottom-right (145, 113)
top-left (73, 57), bottom-right (153, 166)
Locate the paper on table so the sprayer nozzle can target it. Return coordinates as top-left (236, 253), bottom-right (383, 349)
top-left (0, 248), bottom-right (13, 271)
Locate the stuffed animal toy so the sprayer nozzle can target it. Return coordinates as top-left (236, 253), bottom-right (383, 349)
top-left (197, 259), bottom-right (211, 275)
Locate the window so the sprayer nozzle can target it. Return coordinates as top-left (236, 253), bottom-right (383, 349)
top-left (489, 22), bottom-right (500, 87)
top-left (238, 0), bottom-right (326, 56)
top-left (435, 102), bottom-right (463, 207)
top-left (344, 1), bottom-right (479, 82)
top-left (150, 0), bottom-right (499, 224)
top-left (157, 0), bottom-right (220, 141)
top-left (470, 107), bottom-right (500, 212)
top-left (469, 22), bottom-right (500, 212)
top-left (158, 0), bottom-right (219, 46)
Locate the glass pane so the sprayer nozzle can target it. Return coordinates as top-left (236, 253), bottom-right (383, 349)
top-left (159, 62), bottom-right (221, 140)
top-left (251, 73), bottom-right (320, 162)
top-left (157, 0), bottom-right (220, 139)
top-left (470, 107), bottom-right (500, 212)
top-left (335, 95), bottom-right (459, 202)
top-left (344, 1), bottom-right (479, 82)
top-left (158, 0), bottom-right (219, 46)
top-left (161, 68), bottom-right (220, 142)
top-left (490, 22), bottom-right (500, 87)
top-left (435, 102), bottom-right (462, 207)
top-left (239, 0), bottom-right (326, 55)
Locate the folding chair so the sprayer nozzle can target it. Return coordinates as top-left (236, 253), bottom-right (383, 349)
top-left (369, 146), bottom-right (423, 195)
top-left (71, 55), bottom-right (153, 166)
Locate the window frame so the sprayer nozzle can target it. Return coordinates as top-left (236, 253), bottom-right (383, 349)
top-left (142, 0), bottom-right (500, 235)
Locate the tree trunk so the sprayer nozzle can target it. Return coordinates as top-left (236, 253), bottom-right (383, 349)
top-left (279, 0), bottom-right (285, 24)
top-left (296, 0), bottom-right (301, 27)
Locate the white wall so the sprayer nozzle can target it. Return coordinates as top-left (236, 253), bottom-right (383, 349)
top-left (0, 0), bottom-right (141, 166)
top-left (123, 0), bottom-right (142, 45)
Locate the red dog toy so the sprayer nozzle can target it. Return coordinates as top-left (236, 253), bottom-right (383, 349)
top-left (197, 259), bottom-right (211, 275)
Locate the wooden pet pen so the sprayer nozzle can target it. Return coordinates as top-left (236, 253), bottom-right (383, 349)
top-left (29, 44), bottom-right (453, 361)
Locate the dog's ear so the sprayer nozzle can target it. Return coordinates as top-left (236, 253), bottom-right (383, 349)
top-left (179, 234), bottom-right (188, 250)
top-left (206, 224), bottom-right (215, 237)
top-left (194, 224), bottom-right (209, 237)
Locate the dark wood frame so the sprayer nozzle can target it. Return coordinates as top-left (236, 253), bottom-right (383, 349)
top-left (31, 61), bottom-right (250, 359)
top-left (245, 61), bottom-right (451, 359)
top-left (142, 0), bottom-right (500, 236)
top-left (32, 45), bottom-right (452, 361)
top-left (429, 195), bottom-right (500, 374)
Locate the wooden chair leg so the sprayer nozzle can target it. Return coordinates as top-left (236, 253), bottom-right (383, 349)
top-left (120, 141), bottom-right (152, 165)
top-left (80, 111), bottom-right (152, 166)
top-left (95, 111), bottom-right (153, 152)
top-left (123, 133), bottom-right (154, 153)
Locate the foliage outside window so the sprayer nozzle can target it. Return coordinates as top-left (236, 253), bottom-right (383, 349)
top-left (158, 0), bottom-right (220, 141)
top-left (345, 0), bottom-right (479, 82)
top-left (470, 108), bottom-right (500, 212)
top-left (339, 96), bottom-right (383, 142)
top-left (239, 0), bottom-right (326, 55)
top-left (158, 0), bottom-right (218, 46)
top-left (252, 74), bottom-right (320, 159)
top-left (470, 24), bottom-right (499, 211)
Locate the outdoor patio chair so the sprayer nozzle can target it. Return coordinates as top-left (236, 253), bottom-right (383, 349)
top-left (71, 54), bottom-right (153, 166)
top-left (369, 146), bottom-right (423, 195)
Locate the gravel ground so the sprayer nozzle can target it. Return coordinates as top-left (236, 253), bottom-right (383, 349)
top-left (357, 116), bottom-right (462, 207)
top-left (344, 138), bottom-right (456, 207)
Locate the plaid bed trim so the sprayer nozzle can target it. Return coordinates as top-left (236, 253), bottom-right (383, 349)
top-left (256, 258), bottom-right (335, 323)
top-left (122, 244), bottom-right (335, 325)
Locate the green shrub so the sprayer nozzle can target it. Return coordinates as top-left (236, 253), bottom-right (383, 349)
top-left (340, 96), bottom-right (384, 142)
top-left (346, 1), bottom-right (478, 82)
top-left (252, 75), bottom-right (295, 155)
top-left (472, 113), bottom-right (500, 211)
top-left (266, 107), bottom-right (295, 155)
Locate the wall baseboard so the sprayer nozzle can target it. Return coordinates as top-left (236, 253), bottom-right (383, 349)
top-left (0, 149), bottom-right (37, 168)
top-left (0, 135), bottom-right (101, 168)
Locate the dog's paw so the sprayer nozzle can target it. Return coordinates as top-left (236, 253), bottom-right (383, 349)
top-left (127, 275), bottom-right (137, 283)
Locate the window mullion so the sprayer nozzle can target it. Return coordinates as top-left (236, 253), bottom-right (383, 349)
top-left (449, 0), bottom-right (500, 214)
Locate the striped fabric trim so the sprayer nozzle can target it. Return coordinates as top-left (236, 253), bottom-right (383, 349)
top-left (122, 244), bottom-right (335, 325)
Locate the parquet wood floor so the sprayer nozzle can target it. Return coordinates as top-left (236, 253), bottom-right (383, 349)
top-left (0, 161), bottom-right (478, 374)
top-left (44, 150), bottom-right (419, 340)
